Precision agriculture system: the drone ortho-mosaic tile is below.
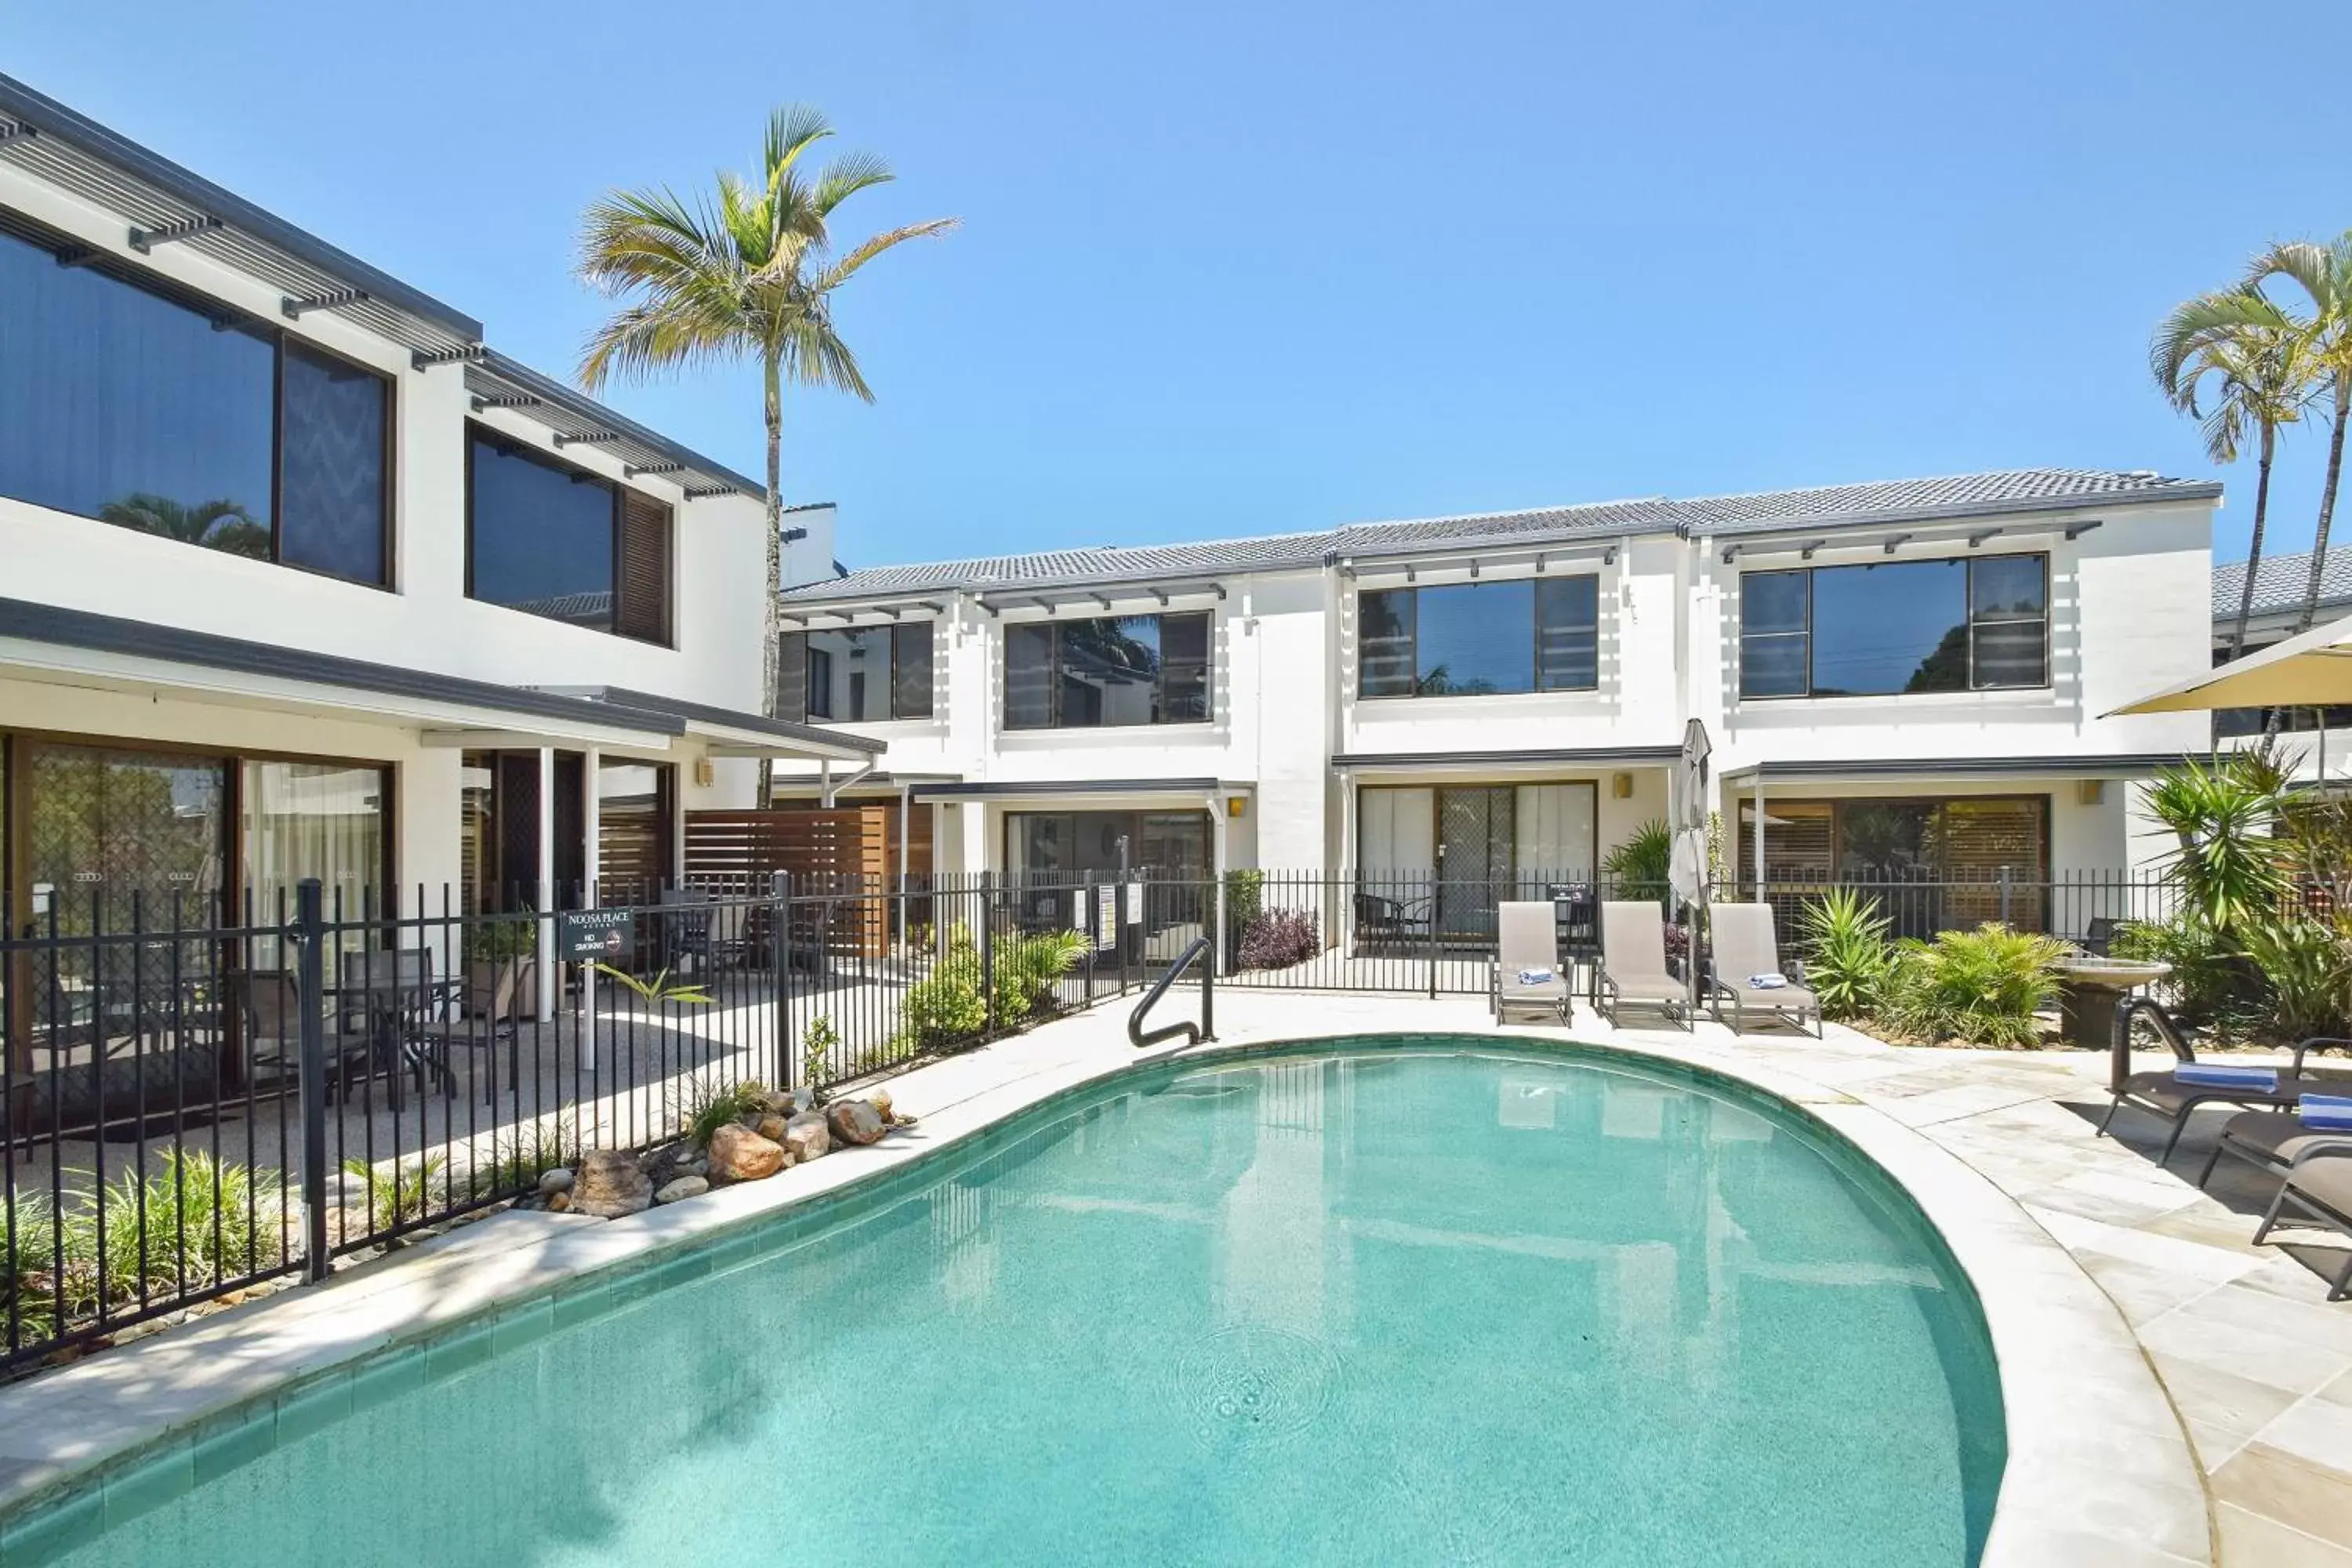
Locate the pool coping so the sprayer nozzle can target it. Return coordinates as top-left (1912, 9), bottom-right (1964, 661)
top-left (0, 1022), bottom-right (2210, 1567)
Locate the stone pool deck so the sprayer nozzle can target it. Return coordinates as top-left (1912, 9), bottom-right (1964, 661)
top-left (2, 991), bottom-right (2349, 1565)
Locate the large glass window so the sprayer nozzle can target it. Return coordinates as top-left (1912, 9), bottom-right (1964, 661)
top-left (1356, 577), bottom-right (1600, 699)
top-left (1739, 555), bottom-right (2048, 699)
top-left (0, 218), bottom-right (390, 586)
top-left (466, 430), bottom-right (670, 641)
top-left (1735, 795), bottom-right (2050, 935)
top-left (1001, 612), bottom-right (1213, 729)
top-left (779, 622), bottom-right (936, 722)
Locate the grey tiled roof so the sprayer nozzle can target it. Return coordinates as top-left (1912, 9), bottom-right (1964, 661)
top-left (2212, 549), bottom-right (2352, 622)
top-left (783, 466), bottom-right (2220, 604)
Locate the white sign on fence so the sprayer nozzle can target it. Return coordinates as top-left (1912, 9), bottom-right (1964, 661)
top-left (1095, 887), bottom-right (1120, 950)
top-left (1123, 883), bottom-right (1142, 925)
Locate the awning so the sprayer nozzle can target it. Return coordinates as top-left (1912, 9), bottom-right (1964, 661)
top-left (0, 601), bottom-right (878, 761)
top-left (1720, 753), bottom-right (2182, 786)
top-left (974, 579), bottom-right (1227, 616)
top-left (1332, 746), bottom-right (1681, 773)
top-left (909, 777), bottom-right (1243, 801)
top-left (463, 353), bottom-right (760, 501)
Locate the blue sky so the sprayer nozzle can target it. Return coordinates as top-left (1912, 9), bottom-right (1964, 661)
top-left (11, 1), bottom-right (2352, 570)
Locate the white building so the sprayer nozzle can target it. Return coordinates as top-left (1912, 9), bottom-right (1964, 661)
top-left (2211, 547), bottom-right (2352, 784)
top-left (774, 469), bottom-right (2220, 936)
top-left (0, 74), bottom-right (871, 938)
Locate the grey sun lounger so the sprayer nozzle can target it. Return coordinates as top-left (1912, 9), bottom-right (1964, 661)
top-left (2100, 1032), bottom-right (2352, 1167)
top-left (1598, 901), bottom-right (1689, 1030)
top-left (2198, 1108), bottom-right (2352, 1190)
top-left (2252, 1149), bottom-right (2352, 1302)
top-left (1704, 902), bottom-right (1821, 1037)
top-left (1491, 901), bottom-right (1572, 1025)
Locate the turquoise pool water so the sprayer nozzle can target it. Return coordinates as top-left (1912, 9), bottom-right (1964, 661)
top-left (26, 1040), bottom-right (2004, 1566)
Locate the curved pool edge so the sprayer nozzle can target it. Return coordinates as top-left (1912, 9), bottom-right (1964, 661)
top-left (0, 1025), bottom-right (2211, 1567)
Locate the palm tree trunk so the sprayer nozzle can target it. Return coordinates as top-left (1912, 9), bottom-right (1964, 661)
top-left (2233, 423), bottom-right (2275, 659)
top-left (2296, 383), bottom-right (2350, 634)
top-left (757, 353), bottom-right (784, 808)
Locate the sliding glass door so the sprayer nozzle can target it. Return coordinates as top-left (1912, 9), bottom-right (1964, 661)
top-left (1358, 782), bottom-right (1599, 936)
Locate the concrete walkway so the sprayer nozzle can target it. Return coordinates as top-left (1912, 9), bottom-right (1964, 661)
top-left (2, 989), bottom-right (2349, 1563)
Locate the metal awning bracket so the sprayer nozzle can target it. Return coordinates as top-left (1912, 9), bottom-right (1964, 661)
top-left (1798, 539), bottom-right (1828, 560)
top-left (624, 462), bottom-right (685, 478)
top-left (127, 215), bottom-right (221, 253)
top-left (2064, 519), bottom-right (2103, 541)
top-left (1882, 533), bottom-right (1912, 555)
top-left (281, 288), bottom-right (370, 320)
top-left (553, 430), bottom-right (623, 449)
top-left (411, 346), bottom-right (485, 371)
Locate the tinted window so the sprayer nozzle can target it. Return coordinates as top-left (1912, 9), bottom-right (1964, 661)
top-left (467, 434), bottom-right (618, 631)
top-left (0, 226), bottom-right (274, 554)
top-left (1003, 612), bottom-right (1210, 728)
top-left (1060, 615), bottom-right (1163, 725)
top-left (1810, 561), bottom-right (1967, 696)
top-left (1969, 555), bottom-right (2047, 688)
top-left (279, 342), bottom-right (387, 583)
top-left (805, 627), bottom-right (891, 720)
top-left (1004, 622), bottom-right (1057, 729)
top-left (1535, 576), bottom-right (1599, 691)
top-left (1741, 556), bottom-right (2049, 699)
top-left (1359, 589), bottom-right (1416, 697)
top-left (1416, 581), bottom-right (1533, 695)
top-left (893, 623), bottom-right (935, 719)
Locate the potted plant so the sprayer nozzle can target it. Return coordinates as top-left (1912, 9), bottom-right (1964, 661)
top-left (464, 920), bottom-right (539, 1020)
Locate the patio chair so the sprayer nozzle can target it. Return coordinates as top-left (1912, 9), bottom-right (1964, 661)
top-left (1704, 903), bottom-right (1821, 1037)
top-left (1491, 902), bottom-right (1572, 1026)
top-left (1353, 890), bottom-right (1433, 953)
top-left (2251, 1148), bottom-right (2352, 1302)
top-left (2078, 916), bottom-right (2120, 958)
top-left (2098, 1018), bottom-right (2352, 1167)
top-left (2196, 1106), bottom-right (2352, 1191)
top-left (230, 967), bottom-right (301, 1084)
top-left (356, 948), bottom-right (462, 1107)
top-left (1597, 901), bottom-right (1689, 1031)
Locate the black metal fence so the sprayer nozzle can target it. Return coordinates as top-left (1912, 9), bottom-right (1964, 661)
top-left (0, 860), bottom-right (2200, 1370)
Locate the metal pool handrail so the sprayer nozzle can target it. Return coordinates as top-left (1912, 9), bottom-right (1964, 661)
top-left (1131, 937), bottom-right (1214, 1049)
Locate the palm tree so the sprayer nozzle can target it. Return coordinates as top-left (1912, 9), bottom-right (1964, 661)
top-left (2245, 234), bottom-right (2352, 633)
top-left (2151, 286), bottom-right (2318, 658)
top-left (575, 106), bottom-right (956, 796)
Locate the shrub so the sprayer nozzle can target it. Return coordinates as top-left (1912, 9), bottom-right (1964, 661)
top-left (1796, 889), bottom-right (1894, 1021)
top-left (996, 930), bottom-right (1089, 1020)
top-left (672, 1074), bottom-right (771, 1151)
top-left (900, 938), bottom-right (989, 1048)
top-left (343, 1154), bottom-right (447, 1229)
top-left (1238, 908), bottom-right (1320, 971)
top-left (1222, 869), bottom-right (1265, 935)
top-left (802, 1014), bottom-right (840, 1090)
top-left (2238, 916), bottom-right (2352, 1044)
top-left (1879, 924), bottom-right (2066, 1048)
top-left (2109, 913), bottom-right (2253, 1029)
top-left (1603, 819), bottom-right (1675, 908)
top-left (473, 1104), bottom-right (593, 1199)
top-left (2140, 753), bottom-right (2290, 932)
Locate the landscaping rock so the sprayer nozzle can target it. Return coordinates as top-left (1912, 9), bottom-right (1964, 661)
top-left (754, 1113), bottom-right (789, 1142)
top-left (570, 1149), bottom-right (653, 1218)
top-left (684, 1158), bottom-right (709, 1178)
top-left (706, 1123), bottom-right (787, 1184)
top-left (783, 1112), bottom-right (831, 1163)
top-left (653, 1175), bottom-right (708, 1205)
top-left (546, 1191), bottom-right (572, 1213)
top-left (538, 1167), bottom-right (575, 1196)
top-left (826, 1098), bottom-right (887, 1147)
top-left (869, 1089), bottom-right (895, 1123)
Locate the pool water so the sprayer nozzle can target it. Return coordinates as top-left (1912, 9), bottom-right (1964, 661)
top-left (38, 1040), bottom-right (2005, 1566)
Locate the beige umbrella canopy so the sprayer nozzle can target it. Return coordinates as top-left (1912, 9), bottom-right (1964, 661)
top-left (2107, 611), bottom-right (2352, 716)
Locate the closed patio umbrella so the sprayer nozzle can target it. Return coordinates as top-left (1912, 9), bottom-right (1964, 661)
top-left (1670, 720), bottom-right (1712, 1011)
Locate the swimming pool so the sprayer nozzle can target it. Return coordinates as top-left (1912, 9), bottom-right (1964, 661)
top-left (21, 1038), bottom-right (2005, 1566)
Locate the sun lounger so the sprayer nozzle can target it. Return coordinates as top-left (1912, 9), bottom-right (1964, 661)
top-left (1598, 901), bottom-right (1688, 1031)
top-left (2252, 1149), bottom-right (2352, 1302)
top-left (2198, 1104), bottom-right (2352, 1189)
top-left (1704, 903), bottom-right (1821, 1037)
top-left (2099, 1026), bottom-right (2352, 1167)
top-left (1491, 902), bottom-right (1571, 1025)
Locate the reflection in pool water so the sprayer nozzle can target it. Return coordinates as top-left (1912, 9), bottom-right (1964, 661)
top-left (44, 1041), bottom-right (2005, 1567)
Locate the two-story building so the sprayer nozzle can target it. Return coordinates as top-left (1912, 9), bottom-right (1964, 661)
top-left (772, 469), bottom-right (2219, 937)
top-left (0, 73), bottom-right (873, 944)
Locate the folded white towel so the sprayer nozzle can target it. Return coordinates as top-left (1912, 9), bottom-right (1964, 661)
top-left (1747, 973), bottom-right (1788, 990)
top-left (1515, 967), bottom-right (1556, 987)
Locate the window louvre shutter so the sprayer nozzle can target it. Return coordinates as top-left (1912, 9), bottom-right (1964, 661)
top-left (777, 633), bottom-right (809, 725)
top-left (615, 490), bottom-right (672, 644)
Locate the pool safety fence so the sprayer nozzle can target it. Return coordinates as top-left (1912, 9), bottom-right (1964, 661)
top-left (0, 862), bottom-right (2207, 1368)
